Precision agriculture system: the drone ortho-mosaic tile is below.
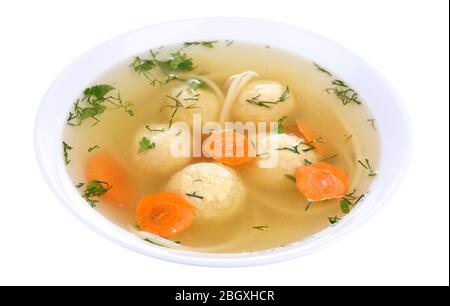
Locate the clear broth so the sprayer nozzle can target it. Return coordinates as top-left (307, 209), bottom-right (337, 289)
top-left (63, 42), bottom-right (380, 253)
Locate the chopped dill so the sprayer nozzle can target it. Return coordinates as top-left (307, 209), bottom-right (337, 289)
top-left (304, 201), bottom-right (314, 211)
top-left (62, 141), bottom-right (72, 165)
top-left (138, 136), bottom-right (156, 153)
top-left (277, 143), bottom-right (302, 154)
top-left (256, 152), bottom-right (271, 157)
top-left (246, 86), bottom-right (289, 109)
top-left (187, 79), bottom-right (206, 91)
top-left (75, 183), bottom-right (84, 189)
top-left (313, 62), bottom-right (332, 76)
top-left (143, 238), bottom-right (165, 247)
top-left (277, 137), bottom-right (326, 154)
top-left (67, 84), bottom-right (134, 126)
top-left (285, 174), bottom-right (296, 182)
top-left (340, 192), bottom-right (365, 214)
top-left (131, 56), bottom-right (156, 78)
top-left (345, 134), bottom-right (354, 143)
top-left (162, 94), bottom-right (199, 128)
top-left (88, 145), bottom-right (99, 152)
top-left (320, 154), bottom-right (339, 162)
top-left (225, 40), bottom-right (234, 46)
top-left (81, 180), bottom-right (112, 208)
top-left (186, 192), bottom-right (204, 199)
top-left (149, 74), bottom-right (181, 87)
top-left (277, 115), bottom-right (288, 134)
top-left (153, 50), bottom-right (193, 72)
top-left (253, 225), bottom-right (269, 231)
top-left (304, 158), bottom-right (312, 165)
top-left (183, 41), bottom-right (218, 48)
top-left (358, 158), bottom-right (378, 176)
top-left (328, 216), bottom-right (341, 225)
top-left (367, 119), bottom-right (377, 130)
top-left (325, 79), bottom-right (362, 105)
top-left (340, 199), bottom-right (352, 214)
top-left (343, 189), bottom-right (357, 201)
top-left (130, 49), bottom-right (193, 86)
top-left (146, 126), bottom-right (165, 132)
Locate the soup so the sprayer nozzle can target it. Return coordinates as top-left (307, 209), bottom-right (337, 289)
top-left (62, 41), bottom-right (380, 253)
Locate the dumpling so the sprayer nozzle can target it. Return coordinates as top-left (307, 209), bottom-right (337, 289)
top-left (132, 123), bottom-right (191, 174)
top-left (248, 133), bottom-right (318, 189)
top-left (163, 80), bottom-right (221, 126)
top-left (232, 80), bottom-right (295, 123)
top-left (166, 163), bottom-right (245, 221)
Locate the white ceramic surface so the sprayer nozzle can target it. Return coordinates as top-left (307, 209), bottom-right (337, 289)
top-left (34, 17), bottom-right (411, 267)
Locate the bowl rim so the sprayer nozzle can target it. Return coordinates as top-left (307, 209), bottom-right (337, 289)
top-left (34, 17), bottom-right (412, 267)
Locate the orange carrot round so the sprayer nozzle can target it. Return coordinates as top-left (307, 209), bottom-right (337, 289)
top-left (296, 162), bottom-right (349, 201)
top-left (202, 130), bottom-right (255, 166)
top-left (86, 151), bottom-right (133, 207)
top-left (136, 192), bottom-right (195, 238)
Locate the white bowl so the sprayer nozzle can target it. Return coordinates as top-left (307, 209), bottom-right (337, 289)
top-left (34, 17), bottom-right (411, 267)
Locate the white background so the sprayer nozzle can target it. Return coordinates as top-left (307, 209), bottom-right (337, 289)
top-left (0, 0), bottom-right (448, 286)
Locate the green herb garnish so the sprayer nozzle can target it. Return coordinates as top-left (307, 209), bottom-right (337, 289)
top-left (285, 174), bottom-right (296, 182)
top-left (340, 198), bottom-right (352, 214)
top-left (277, 137), bottom-right (326, 154)
top-left (345, 134), bottom-right (353, 143)
top-left (187, 79), bottom-right (206, 91)
top-left (358, 158), bottom-right (378, 176)
top-left (156, 51), bottom-right (193, 72)
top-left (225, 40), bottom-right (234, 46)
top-left (81, 180), bottom-right (112, 208)
top-left (325, 80), bottom-right (362, 105)
top-left (304, 201), bottom-right (314, 211)
top-left (131, 49), bottom-right (193, 86)
top-left (253, 225), bottom-right (269, 231)
top-left (277, 143), bottom-right (302, 154)
top-left (162, 94), bottom-right (199, 128)
top-left (320, 154), bottom-right (339, 162)
top-left (63, 141), bottom-right (72, 165)
top-left (339, 192), bottom-right (365, 214)
top-left (138, 136), bottom-right (156, 153)
top-left (246, 86), bottom-right (289, 109)
top-left (277, 115), bottom-right (288, 134)
top-left (183, 41), bottom-right (218, 48)
top-left (256, 152), bottom-right (271, 157)
top-left (304, 159), bottom-right (312, 165)
top-left (367, 119), bottom-right (377, 130)
top-left (75, 183), bottom-right (84, 188)
top-left (67, 84), bottom-right (134, 126)
top-left (328, 216), bottom-right (341, 225)
top-left (313, 62), bottom-right (332, 76)
top-left (150, 74), bottom-right (181, 87)
top-left (88, 145), bottom-right (99, 152)
top-left (131, 56), bottom-right (156, 79)
top-left (186, 192), bottom-right (204, 199)
top-left (146, 126), bottom-right (165, 132)
top-left (143, 238), bottom-right (165, 247)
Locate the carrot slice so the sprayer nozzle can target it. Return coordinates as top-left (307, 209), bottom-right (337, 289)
top-left (136, 192), bottom-right (195, 238)
top-left (86, 151), bottom-right (133, 207)
top-left (296, 120), bottom-right (325, 154)
top-left (202, 130), bottom-right (255, 166)
top-left (296, 162), bottom-right (349, 201)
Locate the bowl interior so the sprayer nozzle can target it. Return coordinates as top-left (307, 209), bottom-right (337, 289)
top-left (34, 17), bottom-right (411, 267)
